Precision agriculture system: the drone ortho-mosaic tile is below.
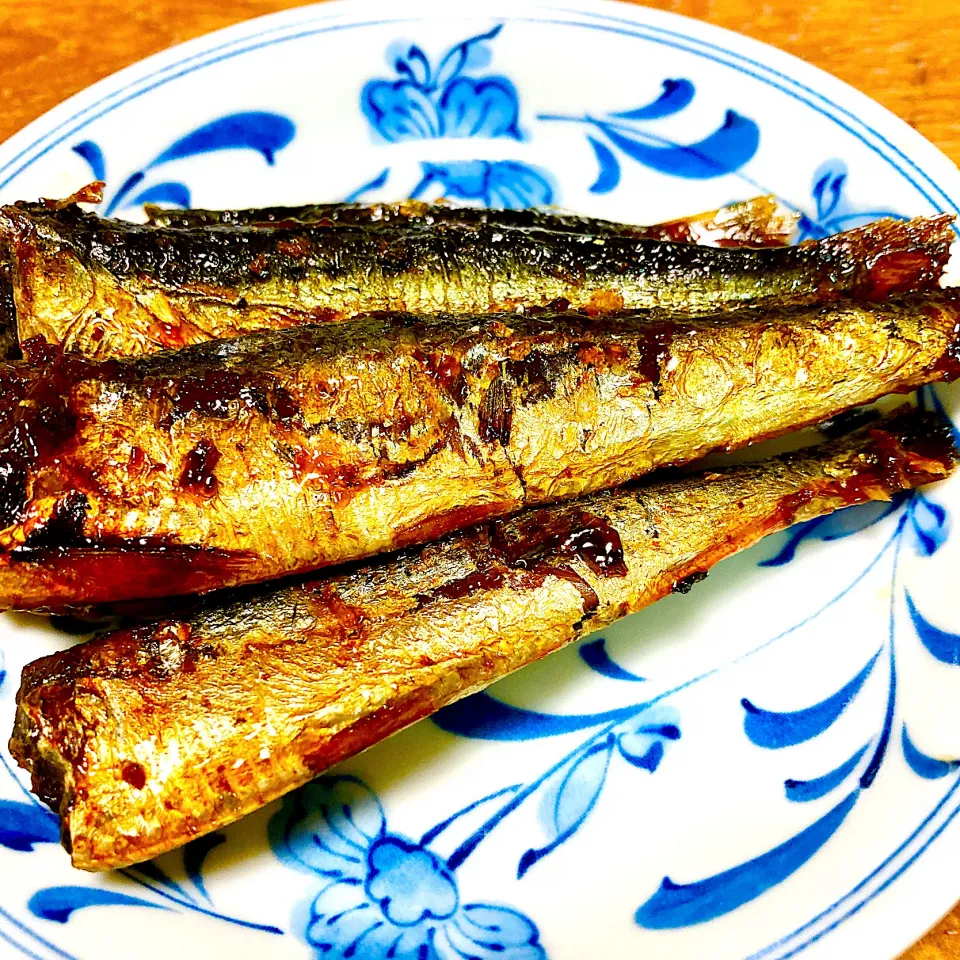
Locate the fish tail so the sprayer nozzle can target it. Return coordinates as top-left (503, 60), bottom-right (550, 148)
top-left (859, 403), bottom-right (958, 487)
top-left (814, 214), bottom-right (957, 298)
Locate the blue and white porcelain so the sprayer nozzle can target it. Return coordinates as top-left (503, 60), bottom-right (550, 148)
top-left (0, 1), bottom-right (958, 957)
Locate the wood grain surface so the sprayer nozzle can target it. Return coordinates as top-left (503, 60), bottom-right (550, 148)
top-left (0, 0), bottom-right (958, 956)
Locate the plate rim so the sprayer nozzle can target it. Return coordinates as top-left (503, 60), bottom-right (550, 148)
top-left (0, 0), bottom-right (957, 213)
top-left (0, 2), bottom-right (958, 958)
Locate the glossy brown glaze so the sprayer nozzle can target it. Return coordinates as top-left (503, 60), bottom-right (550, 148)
top-left (11, 408), bottom-right (954, 870)
top-left (0, 295), bottom-right (959, 608)
top-left (1, 195), bottom-right (952, 358)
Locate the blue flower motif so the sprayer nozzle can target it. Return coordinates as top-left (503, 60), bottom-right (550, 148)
top-left (410, 160), bottom-right (553, 209)
top-left (366, 837), bottom-right (457, 926)
top-left (361, 26), bottom-right (522, 142)
top-left (270, 776), bottom-right (546, 959)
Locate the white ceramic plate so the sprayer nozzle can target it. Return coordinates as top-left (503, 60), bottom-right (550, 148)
top-left (0, 2), bottom-right (959, 957)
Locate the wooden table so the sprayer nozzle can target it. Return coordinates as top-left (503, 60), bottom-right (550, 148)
top-left (0, 0), bottom-right (958, 955)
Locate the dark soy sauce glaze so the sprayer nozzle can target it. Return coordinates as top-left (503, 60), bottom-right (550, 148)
top-left (179, 440), bottom-right (221, 498)
top-left (417, 508), bottom-right (627, 614)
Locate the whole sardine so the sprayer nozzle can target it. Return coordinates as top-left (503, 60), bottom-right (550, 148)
top-left (146, 195), bottom-right (798, 247)
top-left (1, 197), bottom-right (951, 358)
top-left (0, 295), bottom-right (958, 609)
top-left (0, 191), bottom-right (793, 364)
top-left (10, 408), bottom-right (954, 870)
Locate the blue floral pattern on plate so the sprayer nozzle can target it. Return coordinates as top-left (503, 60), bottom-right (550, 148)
top-left (0, 9), bottom-right (957, 960)
top-left (74, 113), bottom-right (295, 216)
top-left (270, 776), bottom-right (545, 959)
top-left (362, 26), bottom-right (522, 143)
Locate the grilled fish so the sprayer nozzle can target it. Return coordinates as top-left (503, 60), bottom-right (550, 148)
top-left (0, 192), bottom-right (793, 365)
top-left (0, 294), bottom-right (958, 610)
top-left (10, 407), bottom-right (954, 870)
top-left (146, 195), bottom-right (798, 247)
top-left (1, 197), bottom-right (951, 358)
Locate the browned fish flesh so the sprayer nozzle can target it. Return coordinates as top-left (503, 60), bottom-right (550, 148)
top-left (0, 187), bottom-right (792, 364)
top-left (10, 407), bottom-right (954, 870)
top-left (145, 194), bottom-right (798, 247)
top-left (1, 194), bottom-right (951, 358)
top-left (0, 294), bottom-right (958, 610)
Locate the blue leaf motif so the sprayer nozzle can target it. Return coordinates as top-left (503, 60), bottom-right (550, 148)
top-left (617, 723), bottom-right (680, 771)
top-left (906, 591), bottom-right (960, 665)
top-left (785, 743), bottom-right (870, 802)
top-left (131, 182), bottom-right (191, 209)
top-left (344, 167), bottom-right (390, 203)
top-left (635, 791), bottom-right (859, 928)
top-left (553, 740), bottom-right (613, 834)
top-left (798, 159), bottom-right (903, 240)
top-left (104, 171), bottom-right (145, 215)
top-left (597, 110), bottom-right (760, 180)
top-left (759, 498), bottom-right (902, 567)
top-left (901, 725), bottom-right (960, 779)
top-left (908, 493), bottom-right (949, 557)
top-left (812, 163), bottom-right (845, 221)
top-left (518, 737), bottom-right (614, 877)
top-left (587, 136), bottom-right (621, 194)
top-left (433, 690), bottom-right (639, 740)
top-left (127, 860), bottom-right (194, 902)
top-left (150, 112), bottom-right (295, 167)
top-left (29, 887), bottom-right (167, 923)
top-left (183, 831), bottom-right (225, 902)
top-left (72, 140), bottom-right (106, 181)
top-left (579, 637), bottom-right (645, 682)
top-left (399, 45), bottom-right (431, 87)
top-left (0, 799), bottom-right (59, 851)
top-left (742, 650), bottom-right (880, 748)
top-left (619, 738), bottom-right (664, 772)
top-left (611, 79), bottom-right (695, 121)
top-left (541, 81), bottom-right (757, 188)
top-left (433, 25), bottom-right (502, 90)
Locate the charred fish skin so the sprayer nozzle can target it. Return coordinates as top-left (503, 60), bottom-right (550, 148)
top-left (146, 195), bottom-right (798, 248)
top-left (0, 195), bottom-right (803, 369)
top-left (10, 408), bottom-right (955, 870)
top-left (1, 200), bottom-right (952, 358)
top-left (1, 295), bottom-right (960, 609)
top-left (0, 258), bottom-right (19, 361)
